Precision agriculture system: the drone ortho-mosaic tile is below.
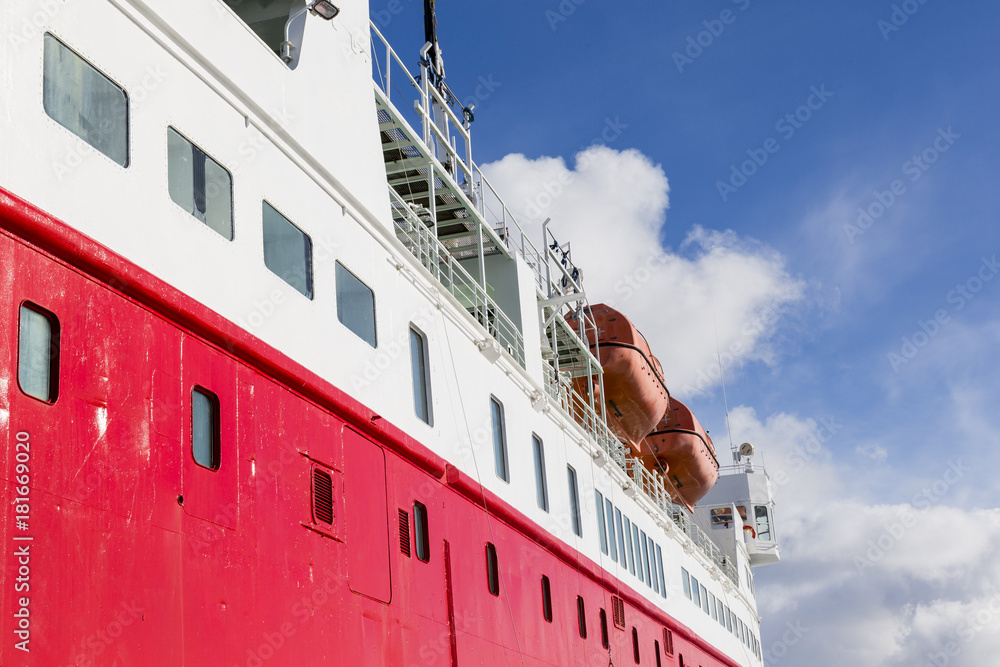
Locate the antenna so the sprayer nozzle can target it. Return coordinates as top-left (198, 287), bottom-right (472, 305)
top-left (711, 305), bottom-right (738, 464)
top-left (422, 0), bottom-right (446, 89)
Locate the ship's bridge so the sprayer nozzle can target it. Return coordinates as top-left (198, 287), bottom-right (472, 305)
top-left (695, 446), bottom-right (781, 568)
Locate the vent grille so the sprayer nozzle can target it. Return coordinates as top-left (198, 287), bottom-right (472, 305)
top-left (399, 509), bottom-right (411, 557)
top-left (612, 595), bottom-right (625, 629)
top-left (664, 628), bottom-right (674, 655)
top-left (312, 468), bottom-right (334, 525)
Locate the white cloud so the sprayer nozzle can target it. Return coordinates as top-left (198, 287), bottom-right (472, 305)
top-left (482, 146), bottom-right (804, 395)
top-left (730, 407), bottom-right (1000, 667)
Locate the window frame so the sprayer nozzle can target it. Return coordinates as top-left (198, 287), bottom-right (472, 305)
top-left (485, 542), bottom-right (500, 596)
top-left (191, 386), bottom-right (221, 471)
top-left (490, 397), bottom-right (509, 483)
top-left (42, 32), bottom-right (129, 167)
top-left (413, 501), bottom-right (430, 563)
top-left (409, 325), bottom-right (433, 425)
top-left (16, 302), bottom-right (60, 404)
top-left (577, 595), bottom-right (587, 639)
top-left (166, 126), bottom-right (234, 240)
top-left (335, 260), bottom-right (377, 345)
top-left (532, 434), bottom-right (548, 511)
top-left (567, 465), bottom-right (582, 537)
top-left (262, 200), bottom-right (314, 299)
top-left (541, 575), bottom-right (553, 623)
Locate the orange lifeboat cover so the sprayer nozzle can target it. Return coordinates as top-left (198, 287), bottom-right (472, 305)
top-left (567, 305), bottom-right (670, 452)
top-left (643, 398), bottom-right (720, 507)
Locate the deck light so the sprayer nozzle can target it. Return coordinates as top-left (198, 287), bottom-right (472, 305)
top-left (281, 1), bottom-right (341, 63)
top-left (308, 1), bottom-right (340, 20)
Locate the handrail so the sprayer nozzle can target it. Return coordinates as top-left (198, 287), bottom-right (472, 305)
top-left (389, 188), bottom-right (525, 366)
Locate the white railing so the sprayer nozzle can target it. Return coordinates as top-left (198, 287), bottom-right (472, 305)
top-left (390, 189), bottom-right (525, 366)
top-left (374, 22), bottom-right (733, 583)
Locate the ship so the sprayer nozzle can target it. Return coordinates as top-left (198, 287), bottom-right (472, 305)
top-left (0, 1), bottom-right (781, 664)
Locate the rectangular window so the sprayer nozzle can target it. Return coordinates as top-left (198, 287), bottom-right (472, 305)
top-left (541, 575), bottom-right (552, 622)
top-left (615, 509), bottom-right (627, 568)
top-left (755, 505), bottom-right (772, 541)
top-left (681, 568), bottom-right (692, 600)
top-left (600, 609), bottom-right (609, 649)
top-left (655, 545), bottom-right (666, 599)
top-left (577, 596), bottom-right (587, 639)
top-left (641, 531), bottom-right (652, 589)
top-left (690, 576), bottom-right (701, 607)
top-left (263, 202), bottom-right (313, 299)
top-left (726, 607), bottom-right (733, 633)
top-left (413, 501), bottom-right (430, 562)
top-left (596, 491), bottom-right (608, 555)
top-left (485, 542), bottom-right (499, 596)
top-left (567, 466), bottom-right (582, 537)
top-left (632, 627), bottom-right (640, 664)
top-left (717, 599), bottom-right (726, 626)
top-left (700, 584), bottom-right (709, 614)
top-left (533, 434), bottom-right (549, 511)
top-left (17, 304), bottom-right (59, 403)
top-left (191, 387), bottom-right (220, 470)
top-left (655, 640), bottom-right (661, 667)
top-left (312, 467), bottom-right (334, 525)
top-left (606, 499), bottom-right (618, 562)
top-left (409, 327), bottom-right (432, 424)
top-left (336, 261), bottom-right (376, 345)
top-left (709, 592), bottom-right (718, 621)
top-left (167, 127), bottom-right (233, 239)
top-left (623, 516), bottom-right (636, 575)
top-left (633, 524), bottom-right (644, 584)
top-left (43, 33), bottom-right (128, 166)
top-left (490, 398), bottom-right (509, 482)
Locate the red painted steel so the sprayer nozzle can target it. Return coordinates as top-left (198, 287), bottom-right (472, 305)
top-left (0, 187), bottom-right (740, 666)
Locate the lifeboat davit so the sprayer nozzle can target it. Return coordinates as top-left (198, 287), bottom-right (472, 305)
top-left (642, 398), bottom-right (720, 507)
top-left (567, 304), bottom-right (670, 453)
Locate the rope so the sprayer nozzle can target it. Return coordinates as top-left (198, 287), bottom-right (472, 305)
top-left (443, 323), bottom-right (527, 667)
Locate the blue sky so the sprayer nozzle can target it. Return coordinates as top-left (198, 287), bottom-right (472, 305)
top-left (373, 1), bottom-right (1000, 664)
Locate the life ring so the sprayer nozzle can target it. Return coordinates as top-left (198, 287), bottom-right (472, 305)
top-left (743, 525), bottom-right (756, 539)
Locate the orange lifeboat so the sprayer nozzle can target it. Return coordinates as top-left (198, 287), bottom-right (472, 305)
top-left (567, 304), bottom-right (670, 454)
top-left (642, 398), bottom-right (720, 507)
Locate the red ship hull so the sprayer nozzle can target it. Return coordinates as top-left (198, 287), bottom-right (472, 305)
top-left (0, 188), bottom-right (737, 666)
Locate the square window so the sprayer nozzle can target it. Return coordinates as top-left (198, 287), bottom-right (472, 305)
top-left (263, 201), bottom-right (313, 298)
top-left (167, 127), bottom-right (233, 239)
top-left (43, 33), bottom-right (128, 166)
top-left (336, 262), bottom-right (376, 345)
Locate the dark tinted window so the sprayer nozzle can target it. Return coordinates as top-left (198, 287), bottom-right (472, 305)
top-left (413, 501), bottom-right (430, 562)
top-left (263, 202), bottom-right (312, 298)
top-left (191, 387), bottom-right (220, 470)
top-left (17, 304), bottom-right (59, 403)
top-left (167, 127), bottom-right (233, 239)
top-left (541, 576), bottom-right (552, 622)
top-left (336, 262), bottom-right (376, 345)
top-left (43, 34), bottom-right (128, 166)
top-left (485, 543), bottom-right (499, 596)
top-left (532, 435), bottom-right (548, 511)
top-left (490, 398), bottom-right (509, 482)
top-left (567, 466), bottom-right (581, 537)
